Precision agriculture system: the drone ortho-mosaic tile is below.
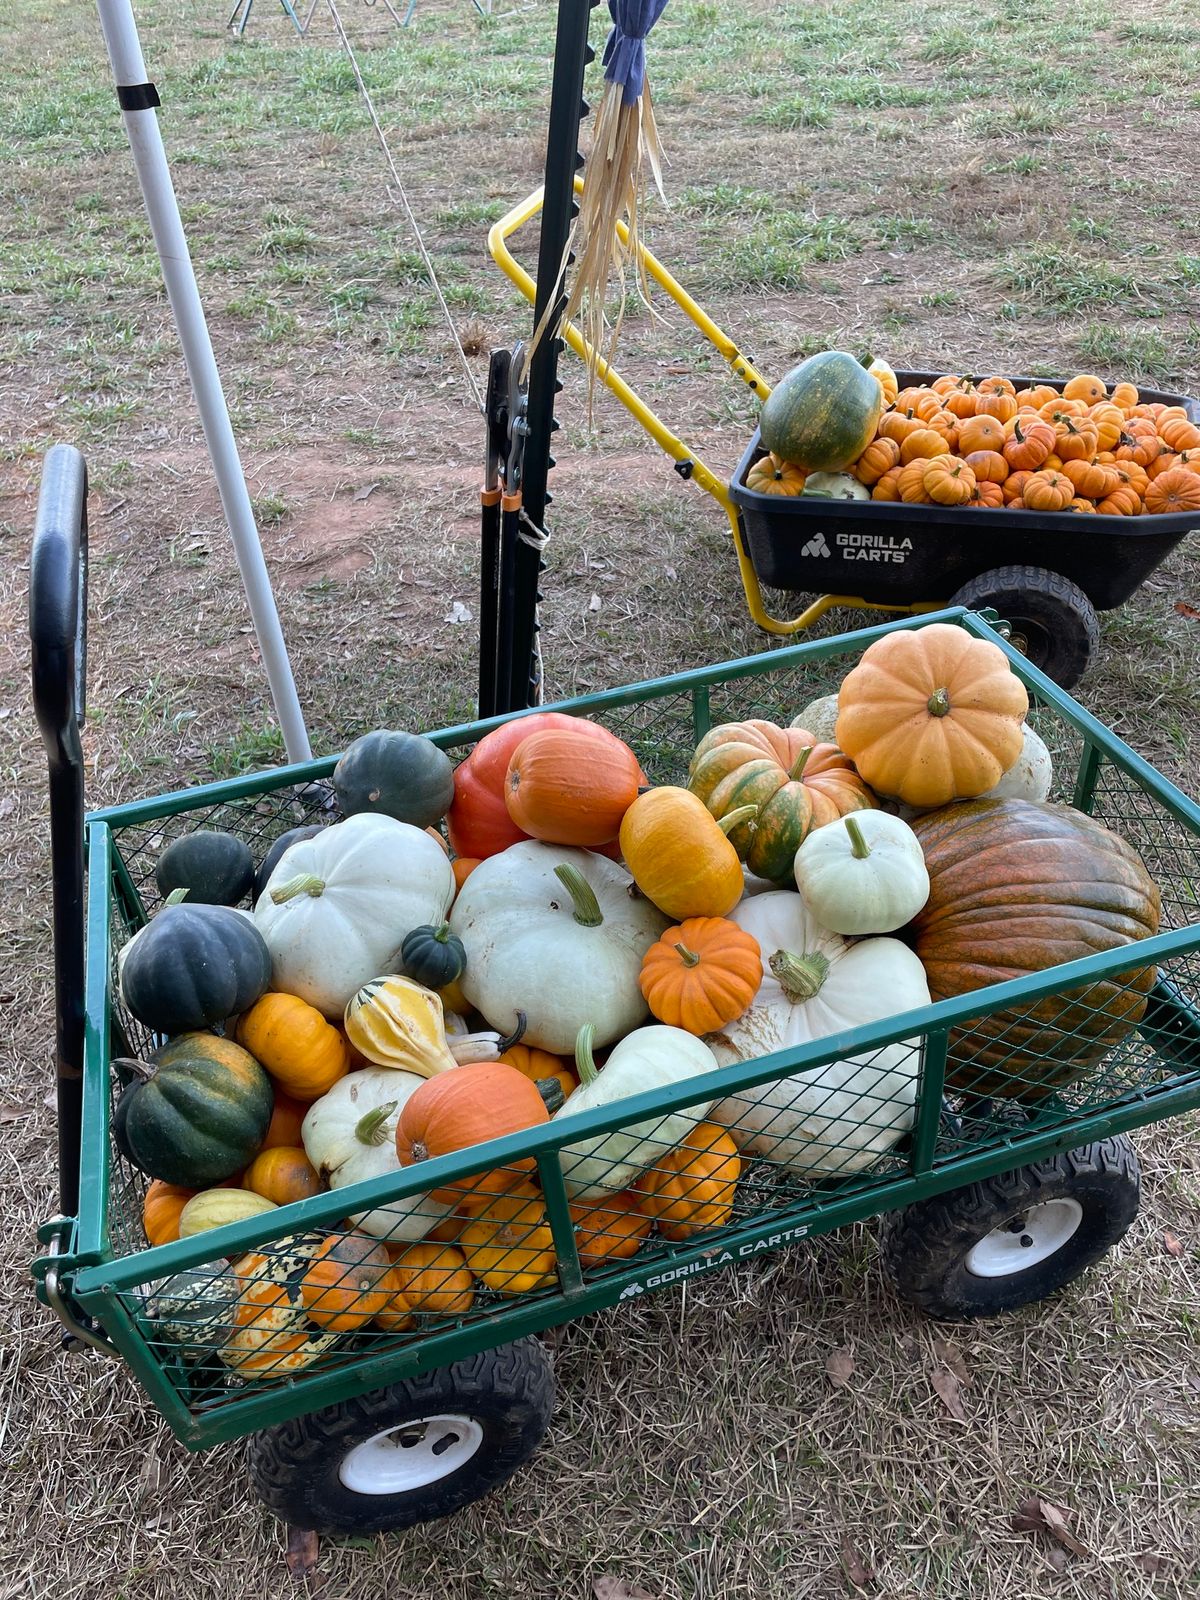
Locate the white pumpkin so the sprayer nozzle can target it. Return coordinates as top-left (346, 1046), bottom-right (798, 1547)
top-left (254, 813), bottom-right (454, 1018)
top-left (789, 693), bottom-right (840, 743)
top-left (301, 1067), bottom-right (454, 1242)
top-left (555, 1024), bottom-right (717, 1200)
top-left (980, 722), bottom-right (1053, 802)
top-left (709, 891), bottom-right (930, 1178)
top-left (449, 843), bottom-right (668, 1051)
top-left (801, 472), bottom-right (871, 501)
top-left (792, 811), bottom-right (929, 935)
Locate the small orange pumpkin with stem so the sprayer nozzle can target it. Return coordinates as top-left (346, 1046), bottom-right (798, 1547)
top-left (300, 1231), bottom-right (394, 1331)
top-left (459, 1183), bottom-right (557, 1295)
top-left (1062, 458), bottom-right (1119, 500)
top-left (1002, 415), bottom-right (1055, 472)
top-left (1002, 471), bottom-right (1032, 504)
top-left (1016, 384), bottom-right (1058, 409)
top-left (1144, 466), bottom-right (1200, 515)
top-left (1022, 469), bottom-right (1076, 512)
top-left (570, 1192), bottom-right (652, 1268)
top-left (897, 460), bottom-right (934, 504)
top-left (1097, 484), bottom-right (1142, 516)
top-left (852, 436), bottom-right (901, 485)
top-left (924, 455), bottom-right (977, 507)
top-left (970, 480), bottom-right (1005, 508)
top-left (1159, 416), bottom-right (1200, 452)
top-left (635, 1123), bottom-right (742, 1241)
top-left (977, 376), bottom-right (1016, 397)
top-left (746, 453), bottom-right (807, 496)
top-left (1089, 402), bottom-right (1125, 452)
top-left (1114, 420), bottom-right (1161, 468)
top-left (956, 414), bottom-right (1006, 455)
top-left (899, 428), bottom-right (950, 465)
top-left (1068, 497), bottom-right (1097, 513)
top-left (872, 466), bottom-right (904, 502)
top-left (974, 390), bottom-right (1018, 424)
top-left (379, 1241), bottom-right (475, 1324)
top-left (639, 916), bottom-right (762, 1035)
top-left (963, 449), bottom-right (1008, 485)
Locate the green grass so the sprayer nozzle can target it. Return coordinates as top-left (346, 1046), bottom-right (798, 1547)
top-left (999, 246), bottom-right (1153, 314)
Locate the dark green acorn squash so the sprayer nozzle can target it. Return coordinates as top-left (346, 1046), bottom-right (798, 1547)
top-left (155, 830), bottom-right (255, 906)
top-left (253, 824), bottom-right (326, 903)
top-left (758, 351), bottom-right (883, 473)
top-left (400, 922), bottom-right (466, 991)
top-left (113, 1033), bottom-right (273, 1186)
top-left (120, 902), bottom-right (272, 1036)
top-left (333, 729), bottom-right (454, 829)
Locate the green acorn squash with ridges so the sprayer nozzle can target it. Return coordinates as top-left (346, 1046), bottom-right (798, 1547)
top-left (758, 351), bottom-right (883, 473)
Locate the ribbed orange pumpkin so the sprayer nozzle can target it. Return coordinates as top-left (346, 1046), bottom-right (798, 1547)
top-left (872, 465), bottom-right (904, 501)
top-left (498, 1042), bottom-right (578, 1100)
top-left (379, 1241), bottom-right (475, 1322)
top-left (852, 435), bottom-right (901, 485)
top-left (893, 386), bottom-right (943, 419)
top-left (970, 480), bottom-right (1005, 509)
top-left (143, 1179), bottom-right (197, 1247)
top-left (395, 1061), bottom-right (553, 1204)
top-left (635, 1122), bottom-right (741, 1240)
top-left (899, 427), bottom-right (951, 465)
top-left (237, 992), bottom-right (349, 1102)
top-left (746, 452), bottom-right (808, 496)
top-left (941, 377), bottom-right (979, 418)
top-left (459, 1183), bottom-right (557, 1295)
top-left (505, 724), bottom-right (641, 847)
top-left (963, 449), bottom-right (1009, 485)
top-left (1097, 484), bottom-right (1142, 516)
top-left (956, 414), bottom-right (1006, 455)
top-left (897, 459), bottom-right (933, 503)
top-left (1114, 420), bottom-right (1160, 467)
top-left (1089, 402), bottom-right (1125, 452)
top-left (1112, 459), bottom-right (1150, 499)
top-left (639, 916), bottom-right (762, 1034)
top-left (1022, 469), bottom-right (1075, 512)
top-left (1069, 497), bottom-right (1097, 513)
top-left (1110, 381), bottom-right (1139, 413)
top-left (877, 410), bottom-right (924, 445)
top-left (835, 623), bottom-right (1028, 808)
top-left (300, 1232), bottom-right (393, 1331)
top-left (1062, 458), bottom-right (1119, 500)
top-left (974, 389), bottom-right (1018, 424)
top-left (570, 1191), bottom-right (653, 1268)
top-left (1053, 416), bottom-right (1100, 462)
top-left (1144, 466), bottom-right (1200, 515)
top-left (976, 376), bottom-right (1016, 398)
top-left (1016, 384), bottom-right (1059, 410)
top-left (1003, 470), bottom-right (1033, 504)
top-left (1002, 416), bottom-right (1055, 472)
top-left (924, 455), bottom-right (977, 506)
top-left (242, 1146), bottom-right (322, 1206)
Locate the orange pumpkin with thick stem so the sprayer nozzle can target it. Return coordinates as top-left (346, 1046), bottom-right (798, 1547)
top-left (923, 455), bottom-right (977, 506)
top-left (395, 1060), bottom-right (555, 1205)
top-left (1022, 470), bottom-right (1075, 512)
top-left (380, 1241), bottom-right (475, 1319)
top-left (1112, 460), bottom-right (1149, 499)
top-left (1110, 381), bottom-right (1139, 413)
top-left (242, 1146), bottom-right (322, 1206)
top-left (237, 992), bottom-right (349, 1102)
top-left (505, 724), bottom-right (641, 847)
top-left (639, 916), bottom-right (762, 1034)
top-left (899, 428), bottom-right (950, 465)
top-left (977, 377), bottom-right (1016, 398)
top-left (924, 409), bottom-right (959, 446)
top-left (746, 452), bottom-right (808, 496)
top-left (893, 387), bottom-right (942, 419)
top-left (1144, 466), bottom-right (1200, 515)
top-left (459, 1183), bottom-right (557, 1295)
top-left (570, 1192), bottom-right (652, 1268)
top-left (941, 377), bottom-right (979, 419)
top-left (852, 436), bottom-right (900, 485)
top-left (957, 414), bottom-right (1006, 455)
top-left (877, 410), bottom-right (923, 445)
top-left (970, 480), bottom-right (1005, 508)
top-left (1064, 373), bottom-right (1107, 404)
top-left (898, 459), bottom-right (933, 503)
top-left (931, 374), bottom-right (959, 395)
top-left (300, 1231), bottom-right (393, 1331)
top-left (1041, 398), bottom-right (1087, 424)
top-left (974, 390), bottom-right (1018, 424)
top-left (834, 622), bottom-right (1028, 808)
top-left (143, 1179), bottom-right (196, 1247)
top-left (1062, 458), bottom-right (1119, 500)
top-left (635, 1122), bottom-right (741, 1240)
top-left (1016, 384), bottom-right (1058, 410)
top-left (1003, 414), bottom-right (1055, 472)
top-left (498, 1042), bottom-right (578, 1100)
top-left (963, 449), bottom-right (1008, 485)
top-left (1053, 417), bottom-right (1099, 462)
top-left (872, 466), bottom-right (904, 501)
top-left (1114, 420), bottom-right (1160, 467)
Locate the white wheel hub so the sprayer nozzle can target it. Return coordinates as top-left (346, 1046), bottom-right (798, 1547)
top-left (338, 1413), bottom-right (484, 1496)
top-left (965, 1198), bottom-right (1084, 1278)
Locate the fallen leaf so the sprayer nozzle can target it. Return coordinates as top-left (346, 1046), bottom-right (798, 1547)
top-left (588, 593), bottom-right (602, 613)
top-left (932, 1338), bottom-right (971, 1386)
top-left (825, 1346), bottom-right (856, 1387)
top-left (1174, 601), bottom-right (1200, 620)
top-left (1136, 1554), bottom-right (1167, 1576)
top-left (1163, 1230), bottom-right (1185, 1257)
top-left (352, 481), bottom-right (380, 503)
top-left (285, 1525), bottom-right (320, 1581)
top-left (0, 1105), bottom-right (30, 1124)
top-left (592, 1579), bottom-right (658, 1600)
top-left (931, 1365), bottom-right (968, 1423)
top-left (136, 1441), bottom-right (167, 1504)
top-left (1011, 1496), bottom-right (1091, 1558)
top-left (443, 601), bottom-right (473, 625)
top-left (840, 1534), bottom-right (875, 1589)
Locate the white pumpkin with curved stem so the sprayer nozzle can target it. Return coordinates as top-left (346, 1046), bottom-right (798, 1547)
top-left (449, 842), bottom-right (668, 1051)
top-left (709, 891), bottom-right (930, 1177)
top-left (554, 1024), bottom-right (718, 1200)
top-left (793, 811), bottom-right (929, 934)
top-left (254, 814), bottom-right (454, 1019)
top-left (301, 1067), bottom-right (455, 1242)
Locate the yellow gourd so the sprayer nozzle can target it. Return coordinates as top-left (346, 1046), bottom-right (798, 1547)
top-left (343, 974), bottom-right (458, 1077)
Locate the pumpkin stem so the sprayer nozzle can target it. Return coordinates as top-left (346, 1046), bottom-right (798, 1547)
top-left (673, 943), bottom-right (701, 968)
top-left (926, 688), bottom-right (952, 718)
top-left (270, 872), bottom-right (326, 904)
top-left (112, 1055), bottom-right (156, 1084)
top-left (769, 950), bottom-right (831, 1001)
top-left (574, 1023), bottom-right (599, 1085)
top-left (554, 864), bottom-right (603, 928)
top-left (716, 804), bottom-right (758, 836)
top-left (843, 816), bottom-right (871, 860)
top-left (497, 1011), bottom-right (528, 1052)
top-left (355, 1102), bottom-right (398, 1145)
top-left (535, 1076), bottom-right (566, 1113)
top-left (789, 746), bottom-right (814, 781)
top-left (433, 923), bottom-right (452, 943)
top-left (163, 887), bottom-right (189, 906)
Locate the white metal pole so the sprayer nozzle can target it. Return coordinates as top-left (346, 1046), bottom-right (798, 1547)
top-left (94, 0), bottom-right (313, 763)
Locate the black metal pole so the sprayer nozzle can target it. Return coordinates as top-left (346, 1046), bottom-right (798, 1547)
top-left (30, 445), bottom-right (89, 1219)
top-left (502, 0), bottom-right (599, 712)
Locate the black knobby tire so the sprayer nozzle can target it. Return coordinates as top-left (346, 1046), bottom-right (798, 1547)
top-left (950, 565), bottom-right (1100, 688)
top-left (879, 1136), bottom-right (1140, 1320)
top-left (247, 1339), bottom-right (555, 1535)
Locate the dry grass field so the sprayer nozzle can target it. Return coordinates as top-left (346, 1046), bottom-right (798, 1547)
top-left (1, 0), bottom-right (1198, 1595)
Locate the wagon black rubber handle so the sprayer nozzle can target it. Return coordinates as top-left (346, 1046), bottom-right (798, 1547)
top-left (30, 442), bottom-right (89, 1220)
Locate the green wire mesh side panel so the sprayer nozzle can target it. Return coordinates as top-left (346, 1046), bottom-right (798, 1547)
top-left (72, 618), bottom-right (1200, 1446)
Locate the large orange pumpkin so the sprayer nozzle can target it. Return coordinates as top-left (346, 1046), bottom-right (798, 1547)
top-left (834, 623), bottom-right (1028, 809)
top-left (910, 799), bottom-right (1161, 1099)
top-left (504, 724), bottom-right (642, 847)
top-left (635, 1122), bottom-right (741, 1240)
top-left (639, 917), bottom-right (762, 1034)
top-left (688, 720), bottom-right (876, 882)
top-left (395, 1060), bottom-right (555, 1204)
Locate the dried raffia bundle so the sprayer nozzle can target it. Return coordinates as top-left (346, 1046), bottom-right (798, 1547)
top-left (526, 0), bottom-right (669, 418)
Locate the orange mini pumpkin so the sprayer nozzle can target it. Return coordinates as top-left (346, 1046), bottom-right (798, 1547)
top-left (1110, 381), bottom-right (1139, 413)
top-left (897, 459), bottom-right (934, 504)
top-left (635, 1122), bottom-right (741, 1241)
top-left (746, 452), bottom-right (808, 496)
top-left (941, 377), bottom-right (979, 419)
top-left (923, 455), bottom-right (977, 507)
top-left (877, 410), bottom-right (924, 445)
top-left (1003, 470), bottom-right (1033, 504)
top-left (852, 435), bottom-right (901, 486)
top-left (1053, 416), bottom-right (1099, 463)
top-left (1159, 415), bottom-right (1200, 453)
top-left (1112, 460), bottom-right (1150, 499)
top-left (639, 916), bottom-right (762, 1035)
top-left (242, 1146), bottom-right (322, 1207)
top-left (381, 1241), bottom-right (475, 1319)
top-left (1002, 416), bottom-right (1056, 472)
top-left (1068, 497), bottom-right (1097, 513)
top-left (395, 1060), bottom-right (555, 1205)
top-left (957, 414), bottom-right (1006, 455)
top-left (143, 1179), bottom-right (197, 1247)
top-left (893, 386), bottom-right (942, 419)
top-left (1114, 419), bottom-right (1160, 468)
top-left (1015, 384), bottom-right (1059, 410)
top-left (570, 1192), bottom-right (653, 1268)
top-left (1097, 484), bottom-right (1142, 516)
top-left (1063, 373), bottom-right (1107, 405)
top-left (1144, 466), bottom-right (1200, 515)
top-left (1062, 458), bottom-right (1119, 501)
top-left (459, 1183), bottom-right (557, 1295)
top-left (300, 1231), bottom-right (393, 1331)
top-left (872, 465), bottom-right (904, 502)
top-left (505, 724), bottom-right (641, 847)
top-left (963, 449), bottom-right (1009, 485)
top-left (976, 376), bottom-right (1016, 398)
top-left (970, 480), bottom-right (1005, 509)
top-left (1022, 469), bottom-right (1075, 512)
top-left (237, 992), bottom-right (349, 1102)
top-left (899, 427), bottom-right (951, 465)
top-left (974, 390), bottom-right (1018, 424)
top-left (1089, 402), bottom-right (1125, 452)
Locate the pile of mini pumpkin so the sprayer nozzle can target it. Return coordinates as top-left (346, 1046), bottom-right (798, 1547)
top-left (749, 363), bottom-right (1200, 516)
top-left (123, 626), bottom-right (1161, 1380)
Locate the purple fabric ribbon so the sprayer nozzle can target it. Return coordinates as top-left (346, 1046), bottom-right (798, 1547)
top-left (602, 0), bottom-right (669, 106)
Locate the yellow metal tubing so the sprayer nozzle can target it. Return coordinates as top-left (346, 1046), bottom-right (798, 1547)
top-left (487, 186), bottom-right (938, 636)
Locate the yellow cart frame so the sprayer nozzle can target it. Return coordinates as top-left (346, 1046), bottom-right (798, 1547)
top-left (488, 182), bottom-right (936, 636)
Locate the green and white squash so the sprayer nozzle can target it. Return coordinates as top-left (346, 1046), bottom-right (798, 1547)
top-left (142, 1262), bottom-right (242, 1359)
